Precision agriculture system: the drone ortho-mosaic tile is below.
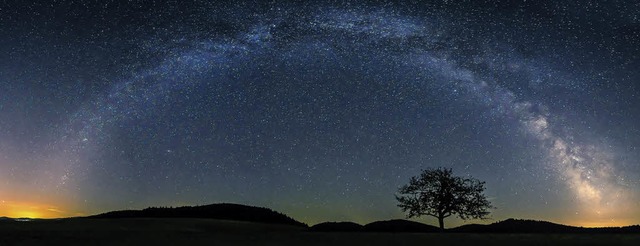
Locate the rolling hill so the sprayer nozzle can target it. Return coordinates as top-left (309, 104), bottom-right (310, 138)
top-left (450, 218), bottom-right (640, 233)
top-left (87, 203), bottom-right (307, 227)
top-left (364, 219), bottom-right (440, 233)
top-left (309, 222), bottom-right (364, 232)
top-left (83, 204), bottom-right (640, 234)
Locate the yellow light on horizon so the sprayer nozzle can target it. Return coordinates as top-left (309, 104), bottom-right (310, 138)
top-left (566, 219), bottom-right (636, 228)
top-left (0, 201), bottom-right (77, 219)
top-left (10, 210), bottom-right (40, 219)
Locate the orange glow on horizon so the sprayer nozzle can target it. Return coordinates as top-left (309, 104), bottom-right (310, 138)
top-left (562, 218), bottom-right (638, 228)
top-left (0, 200), bottom-right (81, 219)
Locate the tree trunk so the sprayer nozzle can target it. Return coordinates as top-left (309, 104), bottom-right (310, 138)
top-left (438, 216), bottom-right (444, 231)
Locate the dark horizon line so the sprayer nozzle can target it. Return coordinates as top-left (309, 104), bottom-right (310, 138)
top-left (2, 202), bottom-right (639, 230)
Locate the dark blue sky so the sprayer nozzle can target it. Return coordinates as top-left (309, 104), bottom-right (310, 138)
top-left (0, 0), bottom-right (639, 227)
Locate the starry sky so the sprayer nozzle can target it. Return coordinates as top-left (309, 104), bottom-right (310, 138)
top-left (1, 0), bottom-right (639, 227)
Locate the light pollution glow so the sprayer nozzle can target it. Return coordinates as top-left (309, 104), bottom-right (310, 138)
top-left (0, 200), bottom-right (80, 219)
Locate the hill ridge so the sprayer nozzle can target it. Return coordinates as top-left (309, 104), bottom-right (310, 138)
top-left (62, 204), bottom-right (640, 234)
top-left (87, 203), bottom-right (307, 227)
top-left (450, 218), bottom-right (640, 233)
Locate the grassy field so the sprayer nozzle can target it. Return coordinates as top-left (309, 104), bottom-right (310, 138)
top-left (1, 218), bottom-right (639, 246)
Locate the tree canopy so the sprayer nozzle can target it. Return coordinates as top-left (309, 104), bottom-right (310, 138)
top-left (396, 167), bottom-right (493, 230)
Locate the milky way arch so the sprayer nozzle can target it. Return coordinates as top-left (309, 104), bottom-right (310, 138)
top-left (41, 3), bottom-right (634, 222)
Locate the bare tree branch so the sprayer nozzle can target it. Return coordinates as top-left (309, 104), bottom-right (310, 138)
top-left (395, 167), bottom-right (494, 230)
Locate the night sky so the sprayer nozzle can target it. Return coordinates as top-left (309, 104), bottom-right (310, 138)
top-left (1, 0), bottom-right (639, 227)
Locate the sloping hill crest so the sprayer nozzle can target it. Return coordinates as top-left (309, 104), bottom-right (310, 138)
top-left (89, 203), bottom-right (307, 227)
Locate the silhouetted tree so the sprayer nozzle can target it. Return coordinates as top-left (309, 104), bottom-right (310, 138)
top-left (396, 167), bottom-right (493, 231)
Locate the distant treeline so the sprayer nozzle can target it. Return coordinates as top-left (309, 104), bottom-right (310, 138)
top-left (451, 219), bottom-right (640, 234)
top-left (310, 219), bottom-right (441, 233)
top-left (86, 203), bottom-right (640, 234)
top-left (88, 203), bottom-right (306, 227)
top-left (311, 218), bottom-right (640, 234)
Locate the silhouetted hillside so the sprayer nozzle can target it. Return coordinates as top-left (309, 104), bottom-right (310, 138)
top-left (450, 218), bottom-right (640, 233)
top-left (364, 219), bottom-right (440, 233)
top-left (448, 223), bottom-right (486, 232)
top-left (309, 218), bottom-right (640, 234)
top-left (451, 219), bottom-right (578, 233)
top-left (310, 222), bottom-right (364, 232)
top-left (88, 203), bottom-right (306, 227)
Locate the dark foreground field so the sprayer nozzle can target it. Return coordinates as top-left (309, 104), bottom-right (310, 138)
top-left (1, 218), bottom-right (639, 246)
